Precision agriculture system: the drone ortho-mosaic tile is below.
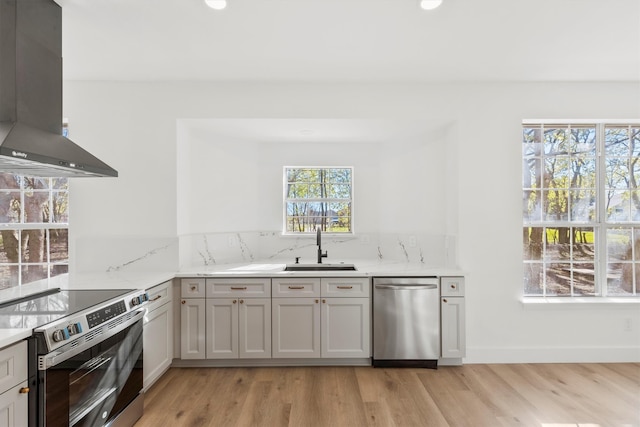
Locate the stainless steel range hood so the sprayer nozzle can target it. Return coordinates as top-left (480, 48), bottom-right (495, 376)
top-left (0, 0), bottom-right (117, 178)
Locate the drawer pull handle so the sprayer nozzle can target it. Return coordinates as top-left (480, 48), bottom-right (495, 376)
top-left (288, 286), bottom-right (304, 290)
top-left (150, 295), bottom-right (162, 302)
top-left (337, 286), bottom-right (353, 289)
top-left (19, 387), bottom-right (29, 394)
top-left (230, 287), bottom-right (247, 290)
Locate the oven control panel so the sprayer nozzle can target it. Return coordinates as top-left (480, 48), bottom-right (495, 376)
top-left (35, 289), bottom-right (144, 353)
top-left (86, 300), bottom-right (128, 328)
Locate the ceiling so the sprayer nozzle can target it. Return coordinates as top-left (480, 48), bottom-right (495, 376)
top-left (55, 0), bottom-right (640, 83)
top-left (181, 118), bottom-right (451, 144)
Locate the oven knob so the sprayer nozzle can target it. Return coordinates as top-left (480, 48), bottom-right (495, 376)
top-left (68, 322), bottom-right (83, 336)
top-left (52, 328), bottom-right (69, 342)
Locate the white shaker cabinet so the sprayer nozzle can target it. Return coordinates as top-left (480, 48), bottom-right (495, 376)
top-left (206, 279), bottom-right (271, 359)
top-left (440, 277), bottom-right (466, 359)
top-left (320, 277), bottom-right (370, 358)
top-left (272, 297), bottom-right (321, 358)
top-left (271, 277), bottom-right (322, 358)
top-left (272, 277), bottom-right (370, 359)
top-left (0, 341), bottom-right (28, 427)
top-left (143, 280), bottom-right (174, 390)
top-left (320, 297), bottom-right (370, 358)
top-left (180, 278), bottom-right (206, 359)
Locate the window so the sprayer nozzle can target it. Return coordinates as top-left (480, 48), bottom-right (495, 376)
top-left (522, 122), bottom-right (640, 297)
top-left (284, 167), bottom-right (352, 234)
top-left (0, 173), bottom-right (69, 289)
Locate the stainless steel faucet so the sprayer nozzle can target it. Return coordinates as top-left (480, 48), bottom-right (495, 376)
top-left (317, 227), bottom-right (328, 264)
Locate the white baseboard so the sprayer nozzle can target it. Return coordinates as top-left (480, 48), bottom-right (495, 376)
top-left (464, 346), bottom-right (640, 364)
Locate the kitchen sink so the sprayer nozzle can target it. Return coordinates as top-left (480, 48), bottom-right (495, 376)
top-left (284, 263), bottom-right (357, 271)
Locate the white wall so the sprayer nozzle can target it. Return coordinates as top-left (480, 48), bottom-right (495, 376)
top-left (64, 80), bottom-right (640, 362)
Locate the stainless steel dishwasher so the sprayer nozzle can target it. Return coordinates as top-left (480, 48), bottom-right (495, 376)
top-left (373, 277), bottom-right (440, 368)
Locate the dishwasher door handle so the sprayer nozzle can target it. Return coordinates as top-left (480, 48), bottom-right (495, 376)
top-left (374, 284), bottom-right (438, 290)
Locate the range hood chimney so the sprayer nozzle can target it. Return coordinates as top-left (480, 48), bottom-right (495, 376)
top-left (0, 0), bottom-right (117, 178)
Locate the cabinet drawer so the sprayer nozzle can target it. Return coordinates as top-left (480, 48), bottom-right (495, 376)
top-left (321, 277), bottom-right (370, 297)
top-left (272, 278), bottom-right (320, 297)
top-left (441, 277), bottom-right (465, 297)
top-left (207, 278), bottom-right (271, 297)
top-left (181, 278), bottom-right (206, 298)
top-left (147, 280), bottom-right (173, 310)
top-left (0, 341), bottom-right (27, 393)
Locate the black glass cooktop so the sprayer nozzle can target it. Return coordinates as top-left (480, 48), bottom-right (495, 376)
top-left (0, 289), bottom-right (131, 330)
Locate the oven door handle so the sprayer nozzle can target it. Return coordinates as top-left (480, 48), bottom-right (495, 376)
top-left (38, 309), bottom-right (144, 370)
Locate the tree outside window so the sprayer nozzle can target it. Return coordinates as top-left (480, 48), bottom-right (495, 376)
top-left (522, 123), bottom-right (640, 297)
top-left (0, 173), bottom-right (69, 289)
top-left (284, 167), bottom-right (352, 234)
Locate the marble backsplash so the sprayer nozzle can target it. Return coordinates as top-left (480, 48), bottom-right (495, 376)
top-left (178, 231), bottom-right (458, 271)
top-left (72, 232), bottom-right (457, 274)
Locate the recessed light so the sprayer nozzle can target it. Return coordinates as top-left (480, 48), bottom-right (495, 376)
top-left (205, 0), bottom-right (227, 10)
top-left (420, 0), bottom-right (442, 10)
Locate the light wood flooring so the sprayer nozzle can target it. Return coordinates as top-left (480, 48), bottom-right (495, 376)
top-left (136, 363), bottom-right (640, 427)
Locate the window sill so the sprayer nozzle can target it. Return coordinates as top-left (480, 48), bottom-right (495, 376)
top-left (521, 296), bottom-right (640, 309)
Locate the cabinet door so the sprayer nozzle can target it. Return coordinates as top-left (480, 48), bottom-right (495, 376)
top-left (272, 298), bottom-right (320, 358)
top-left (143, 302), bottom-right (173, 390)
top-left (441, 297), bottom-right (466, 358)
top-left (321, 298), bottom-right (370, 358)
top-left (206, 298), bottom-right (239, 359)
top-left (0, 381), bottom-right (28, 427)
top-left (0, 341), bottom-right (27, 393)
top-left (239, 298), bottom-right (271, 359)
top-left (180, 298), bottom-right (206, 359)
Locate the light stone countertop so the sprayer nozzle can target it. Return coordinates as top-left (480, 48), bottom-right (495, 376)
top-left (176, 259), bottom-right (464, 278)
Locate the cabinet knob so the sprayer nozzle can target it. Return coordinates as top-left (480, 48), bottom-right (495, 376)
top-left (322, 299), bottom-right (326, 303)
top-left (19, 387), bottom-right (30, 394)
top-left (239, 299), bottom-right (244, 304)
top-left (315, 299), bottom-right (319, 303)
top-left (233, 300), bottom-right (237, 304)
top-left (190, 285), bottom-right (196, 291)
top-left (451, 284), bottom-right (457, 289)
top-left (443, 298), bottom-right (448, 303)
top-left (181, 300), bottom-right (186, 305)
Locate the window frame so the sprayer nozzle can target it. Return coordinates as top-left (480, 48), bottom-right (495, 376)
top-left (282, 166), bottom-right (354, 235)
top-left (522, 119), bottom-right (640, 298)
top-left (0, 174), bottom-right (69, 288)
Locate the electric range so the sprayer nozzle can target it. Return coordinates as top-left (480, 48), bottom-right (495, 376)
top-left (0, 287), bottom-right (150, 427)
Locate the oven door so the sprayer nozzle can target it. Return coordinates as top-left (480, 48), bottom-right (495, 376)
top-left (38, 312), bottom-right (143, 427)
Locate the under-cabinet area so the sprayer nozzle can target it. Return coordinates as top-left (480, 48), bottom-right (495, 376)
top-left (173, 275), bottom-right (465, 367)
